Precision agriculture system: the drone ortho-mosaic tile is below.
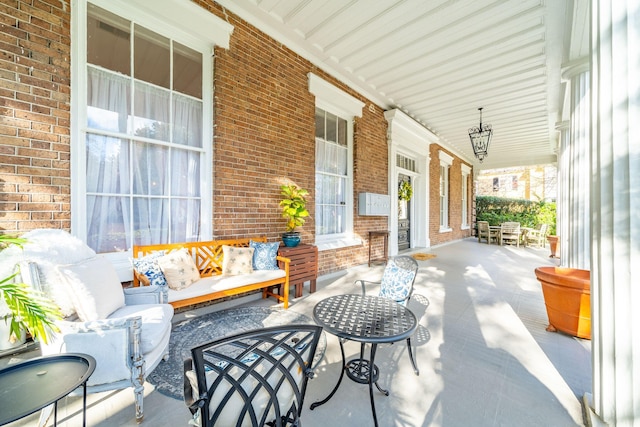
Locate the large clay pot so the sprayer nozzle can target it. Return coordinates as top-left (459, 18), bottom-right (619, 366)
top-left (547, 235), bottom-right (559, 258)
top-left (534, 266), bottom-right (590, 339)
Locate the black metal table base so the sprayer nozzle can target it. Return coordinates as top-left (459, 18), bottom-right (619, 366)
top-left (310, 340), bottom-right (389, 425)
top-left (310, 294), bottom-right (419, 427)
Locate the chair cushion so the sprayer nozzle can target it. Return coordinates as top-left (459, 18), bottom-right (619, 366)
top-left (379, 259), bottom-right (416, 303)
top-left (157, 248), bottom-right (200, 290)
top-left (185, 342), bottom-right (308, 426)
top-left (108, 303), bottom-right (174, 355)
top-left (249, 240), bottom-right (279, 270)
top-left (222, 246), bottom-right (254, 275)
top-left (131, 251), bottom-right (167, 287)
top-left (57, 257), bottom-right (126, 321)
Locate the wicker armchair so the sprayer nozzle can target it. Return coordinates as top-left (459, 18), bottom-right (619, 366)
top-left (184, 325), bottom-right (323, 427)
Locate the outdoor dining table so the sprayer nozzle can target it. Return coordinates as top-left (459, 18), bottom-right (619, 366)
top-left (310, 294), bottom-right (418, 427)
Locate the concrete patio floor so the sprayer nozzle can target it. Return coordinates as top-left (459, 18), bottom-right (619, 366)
top-left (2, 238), bottom-right (590, 426)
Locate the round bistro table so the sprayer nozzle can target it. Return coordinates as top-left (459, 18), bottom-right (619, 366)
top-left (0, 353), bottom-right (96, 426)
top-left (310, 294), bottom-right (418, 427)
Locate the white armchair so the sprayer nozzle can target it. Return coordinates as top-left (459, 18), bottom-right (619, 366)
top-left (2, 229), bottom-right (173, 423)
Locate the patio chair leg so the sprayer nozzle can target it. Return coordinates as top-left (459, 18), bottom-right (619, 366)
top-left (406, 338), bottom-right (419, 375)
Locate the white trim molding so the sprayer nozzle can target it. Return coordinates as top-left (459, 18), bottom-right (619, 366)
top-left (308, 73), bottom-right (364, 118)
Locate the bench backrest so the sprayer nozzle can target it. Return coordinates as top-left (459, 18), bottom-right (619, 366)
top-left (132, 237), bottom-right (267, 284)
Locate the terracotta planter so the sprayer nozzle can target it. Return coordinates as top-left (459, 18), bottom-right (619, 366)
top-left (547, 235), bottom-right (559, 258)
top-left (534, 266), bottom-right (590, 339)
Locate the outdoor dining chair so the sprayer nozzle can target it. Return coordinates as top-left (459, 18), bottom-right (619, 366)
top-left (184, 324), bottom-right (323, 427)
top-left (526, 223), bottom-right (549, 247)
top-left (477, 221), bottom-right (499, 244)
top-left (357, 255), bottom-right (420, 375)
top-left (500, 222), bottom-right (522, 247)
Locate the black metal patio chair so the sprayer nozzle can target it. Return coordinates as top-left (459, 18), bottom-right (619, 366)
top-left (184, 324), bottom-right (323, 427)
top-left (357, 255), bottom-right (420, 375)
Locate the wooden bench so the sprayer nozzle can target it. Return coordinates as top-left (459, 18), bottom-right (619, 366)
top-left (132, 237), bottom-right (290, 309)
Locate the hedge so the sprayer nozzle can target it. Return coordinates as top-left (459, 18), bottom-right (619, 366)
top-left (476, 195), bottom-right (556, 235)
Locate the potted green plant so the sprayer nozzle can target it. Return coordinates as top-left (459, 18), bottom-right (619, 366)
top-left (279, 184), bottom-right (309, 247)
top-left (0, 235), bottom-right (60, 350)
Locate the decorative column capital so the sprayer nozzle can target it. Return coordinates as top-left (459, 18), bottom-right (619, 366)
top-left (561, 57), bottom-right (590, 81)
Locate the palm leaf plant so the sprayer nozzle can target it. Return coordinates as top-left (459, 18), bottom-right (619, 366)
top-left (0, 235), bottom-right (61, 344)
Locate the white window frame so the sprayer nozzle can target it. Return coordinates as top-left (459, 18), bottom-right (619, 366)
top-left (308, 73), bottom-right (364, 251)
top-left (439, 150), bottom-right (453, 232)
top-left (461, 164), bottom-right (471, 229)
top-left (71, 0), bottom-right (231, 280)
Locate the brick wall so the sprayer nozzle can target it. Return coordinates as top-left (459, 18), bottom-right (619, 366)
top-left (0, 0), bottom-right (71, 233)
top-left (0, 0), bottom-right (471, 277)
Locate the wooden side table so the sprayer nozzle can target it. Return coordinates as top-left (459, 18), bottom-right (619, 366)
top-left (278, 244), bottom-right (318, 298)
top-left (368, 230), bottom-right (390, 267)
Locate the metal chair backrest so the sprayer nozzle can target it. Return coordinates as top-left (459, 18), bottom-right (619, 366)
top-left (379, 256), bottom-right (419, 305)
top-left (184, 324), bottom-right (323, 427)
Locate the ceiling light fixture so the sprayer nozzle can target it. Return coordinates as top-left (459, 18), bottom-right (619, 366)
top-left (468, 107), bottom-right (492, 162)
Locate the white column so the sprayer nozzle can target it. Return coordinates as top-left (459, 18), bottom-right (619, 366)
top-left (556, 121), bottom-right (569, 258)
top-left (561, 59), bottom-right (590, 270)
top-left (589, 1), bottom-right (640, 426)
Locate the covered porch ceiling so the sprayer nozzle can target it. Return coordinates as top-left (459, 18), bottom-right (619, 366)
top-left (216, 0), bottom-right (590, 171)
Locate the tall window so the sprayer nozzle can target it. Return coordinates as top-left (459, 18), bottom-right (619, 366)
top-left (461, 164), bottom-right (471, 228)
top-left (439, 151), bottom-right (453, 231)
top-left (439, 165), bottom-right (449, 228)
top-left (315, 107), bottom-right (348, 236)
top-left (80, 3), bottom-right (209, 253)
top-left (308, 73), bottom-right (363, 249)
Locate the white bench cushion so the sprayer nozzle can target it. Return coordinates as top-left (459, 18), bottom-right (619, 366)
top-left (167, 270), bottom-right (286, 304)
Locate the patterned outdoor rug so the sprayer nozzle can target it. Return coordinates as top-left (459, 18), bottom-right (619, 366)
top-left (147, 306), bottom-right (326, 400)
top-left (411, 253), bottom-right (437, 261)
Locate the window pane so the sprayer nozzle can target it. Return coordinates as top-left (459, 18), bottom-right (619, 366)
top-left (315, 108), bottom-right (325, 139)
top-left (337, 117), bottom-right (347, 147)
top-left (337, 145), bottom-right (347, 175)
top-left (326, 113), bottom-right (337, 142)
top-left (87, 67), bottom-right (130, 133)
top-left (86, 195), bottom-right (129, 253)
top-left (171, 149), bottom-right (200, 197)
top-left (171, 199), bottom-right (201, 242)
top-left (131, 81), bottom-right (171, 141)
top-left (86, 134), bottom-right (130, 194)
top-left (133, 197), bottom-right (169, 245)
top-left (315, 139), bottom-right (326, 170)
top-left (173, 42), bottom-right (202, 98)
top-left (132, 141), bottom-right (168, 196)
top-left (173, 94), bottom-right (203, 147)
top-left (134, 25), bottom-right (170, 89)
top-left (87, 5), bottom-right (130, 75)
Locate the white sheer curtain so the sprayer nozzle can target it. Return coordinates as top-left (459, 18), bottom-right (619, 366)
top-left (85, 66), bottom-right (202, 252)
top-left (86, 67), bottom-right (131, 253)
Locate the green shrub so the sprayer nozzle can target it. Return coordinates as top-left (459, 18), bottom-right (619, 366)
top-left (476, 196), bottom-right (556, 234)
